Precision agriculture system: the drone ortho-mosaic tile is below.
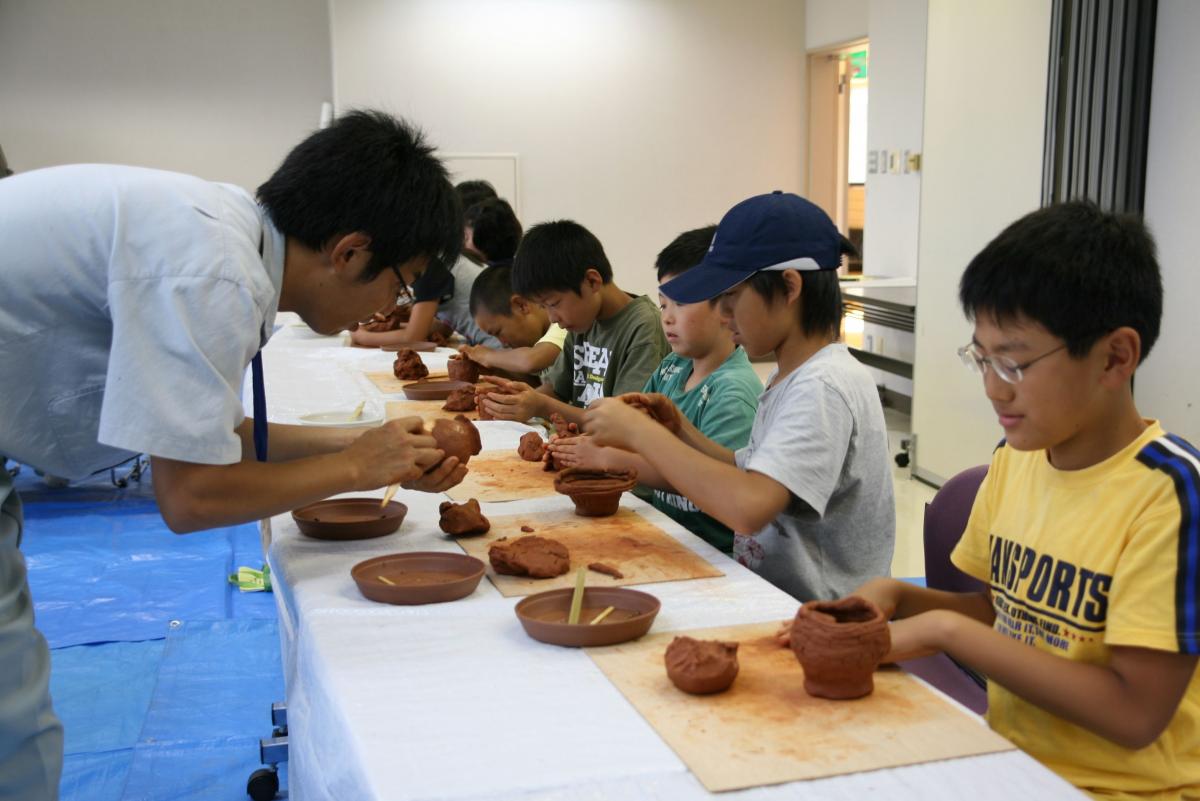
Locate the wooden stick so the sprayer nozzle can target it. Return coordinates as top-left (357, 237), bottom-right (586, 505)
top-left (380, 484), bottom-right (400, 508)
top-left (377, 575), bottom-right (396, 586)
top-left (352, 400), bottom-right (365, 420)
top-left (567, 567), bottom-right (586, 625)
top-left (589, 605), bottom-right (616, 625)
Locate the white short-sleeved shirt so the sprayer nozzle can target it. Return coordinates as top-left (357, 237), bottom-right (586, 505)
top-left (0, 165), bottom-right (285, 479)
top-left (733, 343), bottom-right (895, 601)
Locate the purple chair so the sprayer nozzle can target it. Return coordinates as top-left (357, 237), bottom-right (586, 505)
top-left (899, 464), bottom-right (990, 715)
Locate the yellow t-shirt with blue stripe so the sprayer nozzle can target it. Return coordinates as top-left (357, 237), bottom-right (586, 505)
top-left (952, 420), bottom-right (1200, 800)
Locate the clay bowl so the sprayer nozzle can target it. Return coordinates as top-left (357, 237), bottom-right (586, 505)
top-left (790, 596), bottom-right (891, 700)
top-left (401, 379), bottom-right (475, 401)
top-left (292, 498), bottom-right (407, 541)
top-left (515, 586), bottom-right (660, 647)
top-left (553, 467), bottom-right (638, 517)
top-left (351, 552), bottom-right (485, 605)
top-left (381, 341), bottom-right (438, 352)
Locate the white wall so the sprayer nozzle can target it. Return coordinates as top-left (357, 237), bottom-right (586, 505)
top-left (911, 0), bottom-right (1052, 485)
top-left (0, 0), bottom-right (332, 191)
top-left (1137, 0), bottom-right (1200, 445)
top-left (330, 0), bottom-right (807, 300)
top-left (806, 0), bottom-right (868, 50)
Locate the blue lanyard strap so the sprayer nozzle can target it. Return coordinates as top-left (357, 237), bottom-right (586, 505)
top-left (251, 351), bottom-right (268, 463)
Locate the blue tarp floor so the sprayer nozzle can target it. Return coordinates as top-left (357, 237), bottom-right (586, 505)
top-left (12, 463), bottom-right (286, 800)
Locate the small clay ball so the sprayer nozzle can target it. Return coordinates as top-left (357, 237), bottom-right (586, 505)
top-left (392, 349), bottom-right (429, 380)
top-left (438, 499), bottom-right (490, 536)
top-left (517, 432), bottom-right (546, 461)
top-left (665, 636), bottom-right (740, 695)
top-left (488, 536), bottom-right (570, 578)
top-left (431, 415), bottom-right (482, 465)
top-left (442, 388), bottom-right (477, 411)
top-left (447, 354), bottom-right (482, 383)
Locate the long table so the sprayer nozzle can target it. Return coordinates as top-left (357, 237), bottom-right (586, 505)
top-left (256, 314), bottom-right (1083, 800)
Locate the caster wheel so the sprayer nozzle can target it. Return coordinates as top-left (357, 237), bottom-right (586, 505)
top-left (894, 453), bottom-right (910, 468)
top-left (247, 767), bottom-right (279, 801)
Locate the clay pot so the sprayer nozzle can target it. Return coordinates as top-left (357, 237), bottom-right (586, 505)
top-left (431, 415), bottom-right (482, 465)
top-left (664, 636), bottom-right (739, 695)
top-left (447, 354), bottom-right (482, 383)
top-left (392, 349), bottom-right (429, 380)
top-left (553, 467), bottom-right (638, 517)
top-left (790, 596), bottom-right (890, 700)
top-left (517, 432), bottom-right (545, 461)
top-left (438, 499), bottom-right (490, 536)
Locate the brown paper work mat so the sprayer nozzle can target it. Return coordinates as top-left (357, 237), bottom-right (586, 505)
top-left (454, 508), bottom-right (724, 597)
top-left (588, 621), bottom-right (1014, 792)
top-left (365, 370), bottom-right (449, 395)
top-left (443, 450), bottom-right (558, 503)
top-left (385, 400), bottom-right (480, 426)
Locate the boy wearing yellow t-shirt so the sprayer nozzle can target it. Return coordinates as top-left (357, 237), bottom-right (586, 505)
top-left (459, 264), bottom-right (567, 379)
top-left (847, 201), bottom-right (1198, 799)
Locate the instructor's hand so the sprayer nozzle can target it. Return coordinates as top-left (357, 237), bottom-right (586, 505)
top-left (343, 416), bottom-right (443, 489)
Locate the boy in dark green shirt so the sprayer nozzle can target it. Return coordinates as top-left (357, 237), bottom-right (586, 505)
top-left (480, 220), bottom-right (670, 427)
top-left (550, 226), bottom-right (761, 553)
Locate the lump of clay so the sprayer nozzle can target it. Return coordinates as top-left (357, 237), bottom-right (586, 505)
top-left (392, 349), bottom-right (429, 380)
top-left (554, 467), bottom-right (638, 517)
top-left (431, 415), bottom-right (482, 465)
top-left (488, 535), bottom-right (570, 578)
top-left (442, 388), bottom-right (477, 412)
top-left (587, 561), bottom-right (623, 579)
top-left (439, 499), bottom-right (490, 536)
top-left (474, 385), bottom-right (497, 420)
top-left (517, 432), bottom-right (545, 461)
top-left (790, 596), bottom-right (890, 700)
top-left (550, 413), bottom-right (578, 438)
top-left (447, 353), bottom-right (482, 383)
top-left (665, 636), bottom-right (739, 695)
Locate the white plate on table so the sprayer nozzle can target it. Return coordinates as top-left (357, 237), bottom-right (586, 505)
top-left (298, 410), bottom-right (383, 428)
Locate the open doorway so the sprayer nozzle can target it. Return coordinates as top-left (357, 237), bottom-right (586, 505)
top-left (807, 40), bottom-right (868, 274)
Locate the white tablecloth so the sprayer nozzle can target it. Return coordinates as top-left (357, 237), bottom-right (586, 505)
top-left (256, 315), bottom-right (1084, 801)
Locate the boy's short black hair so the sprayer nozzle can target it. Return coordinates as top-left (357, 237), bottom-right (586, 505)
top-left (456, 180), bottom-right (497, 212)
top-left (745, 270), bottom-right (843, 339)
top-left (257, 110), bottom-right (461, 282)
top-left (511, 220), bottom-right (612, 297)
top-left (466, 198), bottom-right (523, 264)
top-left (469, 264), bottom-right (516, 317)
top-left (959, 200), bottom-right (1162, 361)
top-left (656, 225), bottom-right (717, 282)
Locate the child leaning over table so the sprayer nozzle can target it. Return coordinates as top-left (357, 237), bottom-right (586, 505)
top-left (839, 201), bottom-right (1199, 800)
top-left (457, 264), bottom-right (567, 381)
top-left (582, 192), bottom-right (895, 601)
top-left (478, 220), bottom-right (670, 428)
top-left (549, 225), bottom-right (762, 555)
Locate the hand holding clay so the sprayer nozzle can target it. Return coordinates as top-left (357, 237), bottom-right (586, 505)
top-left (580, 397), bottom-right (657, 452)
top-left (431, 416), bottom-right (482, 466)
top-left (343, 417), bottom-right (442, 490)
top-left (479, 377), bottom-right (541, 422)
top-left (546, 434), bottom-right (611, 471)
top-left (403, 454), bottom-right (467, 494)
top-left (457, 343), bottom-right (495, 368)
top-left (620, 392), bottom-right (683, 435)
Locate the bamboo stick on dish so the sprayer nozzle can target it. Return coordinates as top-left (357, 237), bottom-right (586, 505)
top-left (589, 606), bottom-right (616, 625)
top-left (380, 483), bottom-right (400, 508)
top-left (568, 567), bottom-right (586, 625)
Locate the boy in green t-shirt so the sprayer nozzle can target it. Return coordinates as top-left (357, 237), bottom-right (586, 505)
top-left (479, 220), bottom-right (670, 427)
top-left (549, 226), bottom-right (761, 553)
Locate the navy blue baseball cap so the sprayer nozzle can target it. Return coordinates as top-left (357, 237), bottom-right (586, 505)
top-left (660, 191), bottom-right (847, 304)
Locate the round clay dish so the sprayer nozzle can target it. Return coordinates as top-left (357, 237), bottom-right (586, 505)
top-left (514, 587), bottom-right (660, 647)
top-left (292, 498), bottom-right (407, 540)
top-left (401, 380), bottom-right (475, 401)
top-left (352, 552), bottom-right (485, 605)
top-left (382, 341), bottom-right (438, 352)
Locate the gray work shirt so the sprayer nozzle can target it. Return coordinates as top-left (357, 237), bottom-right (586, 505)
top-left (733, 343), bottom-right (896, 601)
top-left (0, 164), bottom-right (284, 479)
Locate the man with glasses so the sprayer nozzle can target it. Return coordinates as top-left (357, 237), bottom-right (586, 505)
top-left (845, 201), bottom-right (1198, 799)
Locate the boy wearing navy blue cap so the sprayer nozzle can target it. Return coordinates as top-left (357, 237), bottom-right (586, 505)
top-left (584, 192), bottom-right (895, 601)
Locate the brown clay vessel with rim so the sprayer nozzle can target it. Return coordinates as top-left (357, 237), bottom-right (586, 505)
top-left (554, 467), bottom-right (638, 517)
top-left (664, 636), bottom-right (740, 694)
top-left (446, 353), bottom-right (482, 383)
top-left (351, 552), bottom-right (485, 605)
top-left (292, 498), bottom-right (407, 540)
top-left (515, 586), bottom-right (660, 647)
top-left (790, 595), bottom-right (891, 699)
top-left (431, 415), bottom-right (482, 465)
top-left (401, 380), bottom-right (473, 401)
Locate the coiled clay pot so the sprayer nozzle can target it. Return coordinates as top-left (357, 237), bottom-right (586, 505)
top-left (789, 596), bottom-right (890, 700)
top-left (553, 467), bottom-right (638, 517)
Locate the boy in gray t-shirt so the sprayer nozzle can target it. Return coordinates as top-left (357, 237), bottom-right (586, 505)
top-left (582, 192), bottom-right (895, 601)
